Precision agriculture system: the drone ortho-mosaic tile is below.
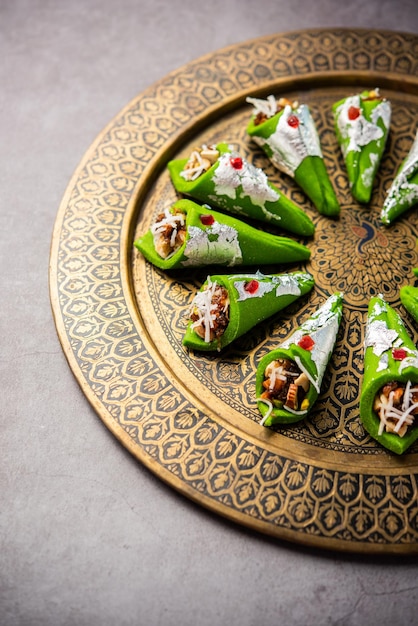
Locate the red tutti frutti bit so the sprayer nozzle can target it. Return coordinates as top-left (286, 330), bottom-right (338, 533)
top-left (392, 348), bottom-right (408, 361)
top-left (200, 214), bottom-right (215, 226)
top-left (244, 279), bottom-right (259, 294)
top-left (348, 106), bottom-right (361, 121)
top-left (287, 115), bottom-right (300, 128)
top-left (230, 156), bottom-right (243, 170)
top-left (298, 335), bottom-right (315, 351)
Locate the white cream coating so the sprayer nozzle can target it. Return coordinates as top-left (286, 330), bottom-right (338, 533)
top-left (182, 223), bottom-right (242, 267)
top-left (361, 152), bottom-right (379, 189)
top-left (365, 320), bottom-right (399, 357)
top-left (381, 130), bottom-right (418, 220)
top-left (365, 297), bottom-right (418, 370)
top-left (252, 104), bottom-right (322, 177)
top-left (370, 299), bottom-right (386, 318)
top-left (211, 152), bottom-right (279, 207)
top-left (280, 294), bottom-right (342, 392)
top-left (371, 100), bottom-right (391, 132)
top-left (366, 299), bottom-right (398, 361)
top-left (233, 271), bottom-right (308, 301)
top-left (399, 354), bottom-right (418, 373)
top-left (335, 95), bottom-right (391, 156)
top-left (376, 352), bottom-right (389, 373)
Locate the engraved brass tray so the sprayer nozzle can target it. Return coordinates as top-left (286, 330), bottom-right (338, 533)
top-left (50, 29), bottom-right (418, 553)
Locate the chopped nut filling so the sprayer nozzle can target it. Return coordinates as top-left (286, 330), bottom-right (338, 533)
top-left (361, 89), bottom-right (381, 102)
top-left (189, 279), bottom-right (230, 344)
top-left (151, 208), bottom-right (187, 259)
top-left (180, 144), bottom-right (220, 181)
top-left (373, 380), bottom-right (418, 437)
top-left (260, 358), bottom-right (310, 412)
top-left (253, 97), bottom-right (298, 126)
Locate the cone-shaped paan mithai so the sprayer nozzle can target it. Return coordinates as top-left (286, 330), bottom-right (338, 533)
top-left (246, 95), bottom-right (340, 217)
top-left (333, 89), bottom-right (391, 204)
top-left (381, 129), bottom-right (418, 225)
top-left (133, 199), bottom-right (311, 270)
top-left (256, 293), bottom-right (344, 426)
top-left (183, 271), bottom-right (315, 352)
top-left (400, 282), bottom-right (418, 325)
top-left (167, 142), bottom-right (315, 237)
top-left (360, 295), bottom-right (418, 454)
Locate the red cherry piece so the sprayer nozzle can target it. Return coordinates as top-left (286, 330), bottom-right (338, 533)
top-left (287, 114), bottom-right (300, 128)
top-left (230, 156), bottom-right (243, 170)
top-left (392, 348), bottom-right (408, 361)
top-left (348, 106), bottom-right (360, 121)
top-left (200, 214), bottom-right (215, 226)
top-left (298, 335), bottom-right (315, 351)
top-left (244, 279), bottom-right (259, 294)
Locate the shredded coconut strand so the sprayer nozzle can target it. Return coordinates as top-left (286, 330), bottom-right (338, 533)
top-left (246, 95), bottom-right (277, 118)
top-left (402, 380), bottom-right (412, 412)
top-left (151, 208), bottom-right (184, 235)
top-left (377, 388), bottom-right (416, 436)
top-left (150, 209), bottom-right (186, 258)
top-left (258, 398), bottom-right (274, 426)
top-left (266, 362), bottom-right (298, 392)
top-left (180, 148), bottom-right (214, 181)
top-left (190, 278), bottom-right (228, 343)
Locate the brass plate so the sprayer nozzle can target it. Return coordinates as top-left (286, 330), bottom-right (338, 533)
top-left (50, 29), bottom-right (418, 554)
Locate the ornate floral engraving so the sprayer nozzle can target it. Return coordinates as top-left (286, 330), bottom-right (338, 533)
top-left (50, 29), bottom-right (418, 552)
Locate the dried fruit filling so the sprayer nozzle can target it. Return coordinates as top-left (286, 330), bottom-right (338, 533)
top-left (260, 358), bottom-right (310, 412)
top-left (253, 97), bottom-right (297, 126)
top-left (151, 208), bottom-right (187, 259)
top-left (361, 89), bottom-right (381, 102)
top-left (189, 279), bottom-right (230, 344)
top-left (180, 145), bottom-right (220, 181)
top-left (373, 380), bottom-right (418, 437)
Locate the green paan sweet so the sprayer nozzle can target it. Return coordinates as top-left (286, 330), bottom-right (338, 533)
top-left (167, 142), bottom-right (315, 237)
top-left (133, 199), bottom-right (311, 270)
top-left (381, 130), bottom-right (418, 225)
top-left (246, 95), bottom-right (340, 217)
top-left (400, 283), bottom-right (418, 324)
top-left (333, 89), bottom-right (391, 204)
top-left (359, 295), bottom-right (418, 454)
top-left (256, 292), bottom-right (343, 426)
top-left (183, 271), bottom-right (314, 352)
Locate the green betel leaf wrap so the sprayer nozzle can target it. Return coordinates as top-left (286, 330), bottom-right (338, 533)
top-left (256, 292), bottom-right (343, 426)
top-left (400, 284), bottom-right (418, 324)
top-left (133, 199), bottom-right (311, 269)
top-left (293, 156), bottom-right (340, 219)
top-left (333, 90), bottom-right (391, 204)
top-left (167, 142), bottom-right (315, 237)
top-left (246, 98), bottom-right (340, 217)
top-left (359, 295), bottom-right (418, 454)
top-left (381, 129), bottom-right (418, 225)
top-left (183, 271), bottom-right (315, 352)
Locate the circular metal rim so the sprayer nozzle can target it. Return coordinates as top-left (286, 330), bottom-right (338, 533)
top-left (50, 28), bottom-right (418, 554)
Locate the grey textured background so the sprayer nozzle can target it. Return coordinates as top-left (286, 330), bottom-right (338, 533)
top-left (2, 1), bottom-right (418, 625)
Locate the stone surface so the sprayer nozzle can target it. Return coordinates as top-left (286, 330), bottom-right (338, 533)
top-left (2, 1), bottom-right (418, 625)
